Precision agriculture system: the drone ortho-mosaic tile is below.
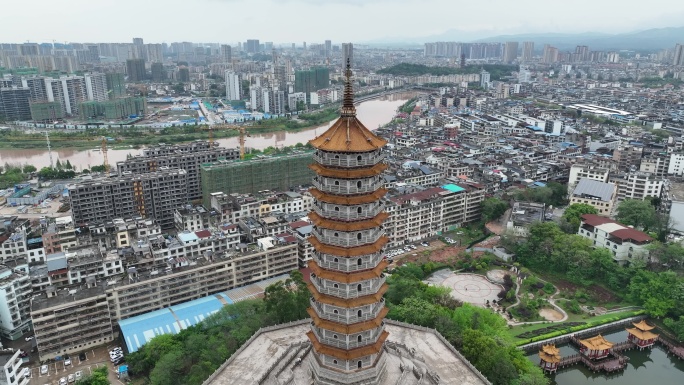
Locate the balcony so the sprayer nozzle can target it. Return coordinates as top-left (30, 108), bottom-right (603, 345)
top-left (312, 202), bottom-right (385, 222)
top-left (310, 298), bottom-right (385, 324)
top-left (311, 228), bottom-right (384, 248)
top-left (312, 177), bottom-right (384, 195)
top-left (313, 152), bottom-right (385, 168)
top-left (310, 324), bottom-right (381, 350)
top-left (310, 274), bottom-right (385, 299)
top-left (313, 253), bottom-right (383, 273)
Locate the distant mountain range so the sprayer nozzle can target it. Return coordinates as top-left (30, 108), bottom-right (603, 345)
top-left (365, 27), bottom-right (684, 51)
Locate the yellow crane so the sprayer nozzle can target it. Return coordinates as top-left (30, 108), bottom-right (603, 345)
top-left (205, 123), bottom-right (249, 160)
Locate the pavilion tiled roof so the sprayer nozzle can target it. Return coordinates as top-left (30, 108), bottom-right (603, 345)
top-left (578, 334), bottom-right (614, 351)
top-left (539, 344), bottom-right (561, 364)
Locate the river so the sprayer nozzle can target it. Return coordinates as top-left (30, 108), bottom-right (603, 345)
top-left (527, 330), bottom-right (684, 385)
top-left (0, 92), bottom-right (413, 170)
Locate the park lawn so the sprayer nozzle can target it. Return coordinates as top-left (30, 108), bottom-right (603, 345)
top-left (506, 309), bottom-right (642, 343)
top-left (442, 227), bottom-right (485, 247)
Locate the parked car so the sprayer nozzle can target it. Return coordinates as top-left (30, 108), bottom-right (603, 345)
top-left (24, 336), bottom-right (33, 341)
top-left (59, 378), bottom-right (67, 385)
top-left (68, 374), bottom-right (75, 383)
top-left (63, 357), bottom-right (71, 366)
top-left (20, 368), bottom-right (29, 378)
top-left (75, 371), bottom-right (83, 381)
top-left (40, 365), bottom-right (48, 375)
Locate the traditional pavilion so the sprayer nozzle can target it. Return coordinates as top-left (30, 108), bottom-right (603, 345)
top-left (305, 59), bottom-right (390, 384)
top-left (538, 344), bottom-right (561, 373)
top-left (578, 334), bottom-right (614, 360)
top-left (626, 320), bottom-right (658, 350)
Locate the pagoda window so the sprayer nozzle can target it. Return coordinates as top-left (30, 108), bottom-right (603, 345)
top-left (334, 206), bottom-right (340, 211)
top-left (357, 207), bottom-right (362, 213)
top-left (357, 335), bottom-right (362, 342)
top-left (357, 155), bottom-right (362, 161)
top-left (358, 361), bottom-right (362, 369)
top-left (333, 334), bottom-right (338, 339)
top-left (357, 259), bottom-right (362, 266)
top-left (357, 233), bottom-right (362, 240)
top-left (333, 257), bottom-right (338, 263)
top-left (357, 309), bottom-right (362, 317)
top-left (334, 232), bottom-right (339, 237)
top-left (357, 284), bottom-right (362, 291)
top-left (335, 180), bottom-right (340, 186)
top-left (333, 309), bottom-right (339, 314)
top-left (334, 154), bottom-right (340, 159)
top-left (357, 181), bottom-right (362, 188)
top-left (333, 359), bottom-right (338, 365)
top-left (334, 283), bottom-right (339, 288)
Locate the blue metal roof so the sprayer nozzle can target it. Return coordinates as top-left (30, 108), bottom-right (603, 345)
top-left (117, 274), bottom-right (290, 353)
top-left (442, 184), bottom-right (465, 193)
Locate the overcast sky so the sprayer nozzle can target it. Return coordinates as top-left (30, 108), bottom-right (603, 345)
top-left (3, 0), bottom-right (683, 44)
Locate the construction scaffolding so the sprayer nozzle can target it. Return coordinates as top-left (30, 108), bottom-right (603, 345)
top-left (200, 151), bottom-right (314, 206)
top-left (78, 97), bottom-right (147, 120)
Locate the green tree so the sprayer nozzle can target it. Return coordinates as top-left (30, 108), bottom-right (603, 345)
top-left (664, 316), bottom-right (684, 341)
top-left (22, 164), bottom-right (37, 173)
top-left (482, 198), bottom-right (509, 222)
top-left (55, 159), bottom-right (63, 170)
top-left (263, 271), bottom-right (309, 323)
top-left (616, 199), bottom-right (657, 230)
top-left (65, 160), bottom-right (73, 170)
top-left (74, 366), bottom-right (110, 385)
top-left (562, 203), bottom-right (598, 231)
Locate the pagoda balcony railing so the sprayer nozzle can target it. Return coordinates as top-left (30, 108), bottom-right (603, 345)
top-left (310, 323), bottom-right (382, 350)
top-left (313, 254), bottom-right (383, 273)
top-left (311, 228), bottom-right (384, 248)
top-left (310, 297), bottom-right (385, 324)
top-left (312, 178), bottom-right (384, 195)
top-left (313, 152), bottom-right (385, 168)
top-left (312, 203), bottom-right (385, 221)
top-left (310, 274), bottom-right (386, 299)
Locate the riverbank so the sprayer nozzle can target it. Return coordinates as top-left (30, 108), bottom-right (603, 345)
top-left (0, 109), bottom-right (341, 150)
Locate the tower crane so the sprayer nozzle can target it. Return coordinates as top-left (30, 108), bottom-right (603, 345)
top-left (205, 124), bottom-right (249, 160)
top-left (101, 136), bottom-right (110, 172)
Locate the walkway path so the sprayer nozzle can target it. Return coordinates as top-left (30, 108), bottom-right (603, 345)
top-left (505, 274), bottom-right (568, 326)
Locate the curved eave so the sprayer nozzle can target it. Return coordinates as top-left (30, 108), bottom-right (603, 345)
top-left (308, 211), bottom-right (389, 232)
top-left (309, 162), bottom-right (388, 179)
top-left (307, 307), bottom-right (389, 334)
top-left (307, 282), bottom-right (388, 307)
top-left (309, 116), bottom-right (388, 153)
top-left (309, 259), bottom-right (388, 284)
top-left (309, 236), bottom-right (389, 257)
top-left (307, 329), bottom-right (389, 360)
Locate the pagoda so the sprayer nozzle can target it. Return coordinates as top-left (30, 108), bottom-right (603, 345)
top-left (578, 334), bottom-right (613, 360)
top-left (626, 320), bottom-right (658, 350)
top-left (305, 59), bottom-right (390, 384)
top-left (538, 344), bottom-right (561, 373)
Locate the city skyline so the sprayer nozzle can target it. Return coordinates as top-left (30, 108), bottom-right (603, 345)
top-left (2, 0), bottom-right (683, 44)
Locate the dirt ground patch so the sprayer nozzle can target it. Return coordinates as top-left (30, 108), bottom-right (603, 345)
top-left (539, 308), bottom-right (564, 321)
top-left (550, 278), bottom-right (620, 303)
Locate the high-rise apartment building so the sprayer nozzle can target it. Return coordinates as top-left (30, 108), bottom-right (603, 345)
top-left (68, 168), bottom-right (188, 228)
top-left (503, 41), bottom-right (518, 63)
top-left (294, 67), bottom-right (329, 95)
top-left (674, 43), bottom-right (684, 66)
top-left (105, 73), bottom-right (125, 98)
top-left (60, 76), bottom-right (87, 115)
top-left (126, 58), bottom-right (146, 82)
top-left (145, 43), bottom-right (163, 63)
top-left (342, 42), bottom-right (354, 68)
top-left (221, 44), bottom-right (232, 62)
top-left (84, 72), bottom-right (108, 102)
top-left (245, 39), bottom-right (260, 53)
top-left (0, 87), bottom-right (31, 120)
top-left (522, 41), bottom-right (534, 61)
top-left (543, 45), bottom-right (559, 63)
top-left (0, 265), bottom-right (32, 340)
top-left (117, 141), bottom-right (239, 201)
top-left (324, 40), bottom-right (332, 56)
top-left (480, 69), bottom-right (490, 89)
top-left (225, 71), bottom-right (241, 100)
top-left (150, 62), bottom-right (165, 82)
top-left (132, 38), bottom-right (144, 46)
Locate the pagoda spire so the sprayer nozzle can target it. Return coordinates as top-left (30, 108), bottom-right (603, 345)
top-left (340, 58), bottom-right (356, 118)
